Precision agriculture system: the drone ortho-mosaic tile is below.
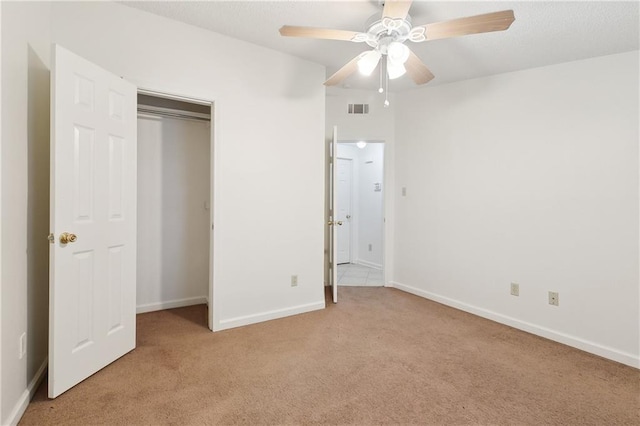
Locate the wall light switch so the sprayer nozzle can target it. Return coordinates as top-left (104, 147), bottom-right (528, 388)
top-left (19, 332), bottom-right (26, 359)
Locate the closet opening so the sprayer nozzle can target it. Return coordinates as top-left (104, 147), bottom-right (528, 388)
top-left (136, 91), bottom-right (214, 330)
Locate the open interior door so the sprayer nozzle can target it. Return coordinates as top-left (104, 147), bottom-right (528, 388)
top-left (49, 45), bottom-right (137, 398)
top-left (329, 126), bottom-right (338, 303)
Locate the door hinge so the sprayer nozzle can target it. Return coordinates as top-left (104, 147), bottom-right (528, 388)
top-left (47, 233), bottom-right (55, 243)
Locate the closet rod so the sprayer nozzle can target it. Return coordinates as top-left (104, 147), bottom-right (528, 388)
top-left (137, 105), bottom-right (210, 122)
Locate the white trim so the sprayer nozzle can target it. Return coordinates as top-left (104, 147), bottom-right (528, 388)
top-left (136, 296), bottom-right (207, 314)
top-left (0, 4), bottom-right (3, 420)
top-left (355, 259), bottom-right (382, 270)
top-left (210, 100), bottom-right (219, 332)
top-left (137, 88), bottom-right (211, 106)
top-left (4, 358), bottom-right (47, 426)
top-left (390, 281), bottom-right (640, 369)
top-left (215, 300), bottom-right (325, 331)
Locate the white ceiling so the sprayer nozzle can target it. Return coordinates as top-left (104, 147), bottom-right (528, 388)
top-left (122, 1), bottom-right (639, 91)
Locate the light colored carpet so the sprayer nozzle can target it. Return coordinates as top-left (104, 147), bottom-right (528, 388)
top-left (20, 287), bottom-right (639, 425)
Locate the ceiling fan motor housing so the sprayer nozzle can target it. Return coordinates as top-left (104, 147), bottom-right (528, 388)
top-left (364, 13), bottom-right (413, 50)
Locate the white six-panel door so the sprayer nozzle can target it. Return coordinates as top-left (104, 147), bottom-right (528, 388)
top-left (49, 45), bottom-right (137, 398)
top-left (336, 158), bottom-right (352, 264)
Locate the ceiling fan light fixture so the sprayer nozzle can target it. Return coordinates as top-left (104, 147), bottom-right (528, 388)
top-left (357, 50), bottom-right (382, 76)
top-left (387, 59), bottom-right (406, 79)
top-left (387, 42), bottom-right (410, 65)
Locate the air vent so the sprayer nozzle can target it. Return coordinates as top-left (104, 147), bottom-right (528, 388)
top-left (348, 103), bottom-right (369, 114)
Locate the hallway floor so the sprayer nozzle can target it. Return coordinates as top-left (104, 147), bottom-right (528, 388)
top-left (337, 263), bottom-right (383, 286)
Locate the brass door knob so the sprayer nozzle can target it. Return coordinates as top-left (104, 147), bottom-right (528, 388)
top-left (59, 232), bottom-right (77, 244)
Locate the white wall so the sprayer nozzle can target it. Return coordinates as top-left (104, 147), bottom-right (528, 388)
top-left (325, 87), bottom-right (395, 142)
top-left (337, 143), bottom-right (384, 269)
top-left (356, 143), bottom-right (384, 269)
top-left (326, 88), bottom-right (395, 282)
top-left (49, 1), bottom-right (326, 324)
top-left (1, 1), bottom-right (325, 422)
top-left (1, 2), bottom-right (51, 423)
top-left (393, 51), bottom-right (640, 367)
top-left (137, 115), bottom-right (210, 312)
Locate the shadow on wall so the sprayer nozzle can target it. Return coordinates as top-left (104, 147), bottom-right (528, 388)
top-left (26, 45), bottom-right (50, 381)
top-left (159, 118), bottom-right (210, 304)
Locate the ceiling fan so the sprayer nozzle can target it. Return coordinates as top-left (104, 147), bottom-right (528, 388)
top-left (279, 0), bottom-right (515, 89)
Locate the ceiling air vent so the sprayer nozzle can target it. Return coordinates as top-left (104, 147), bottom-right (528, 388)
top-left (348, 103), bottom-right (369, 115)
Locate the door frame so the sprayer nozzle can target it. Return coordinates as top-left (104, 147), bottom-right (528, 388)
top-left (330, 140), bottom-right (388, 285)
top-left (137, 88), bottom-right (217, 331)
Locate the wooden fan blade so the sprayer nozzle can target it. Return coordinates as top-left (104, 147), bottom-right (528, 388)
top-left (324, 54), bottom-right (364, 86)
top-left (420, 10), bottom-right (515, 41)
top-left (279, 25), bottom-right (362, 41)
top-left (382, 0), bottom-right (413, 20)
top-left (405, 50), bottom-right (434, 85)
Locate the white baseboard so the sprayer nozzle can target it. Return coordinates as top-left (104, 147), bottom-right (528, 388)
top-left (5, 357), bottom-right (48, 426)
top-left (136, 296), bottom-right (208, 314)
top-left (390, 281), bottom-right (640, 369)
top-left (355, 259), bottom-right (382, 270)
top-left (215, 300), bottom-right (326, 331)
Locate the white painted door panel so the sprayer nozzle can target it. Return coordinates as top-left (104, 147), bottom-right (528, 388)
top-left (49, 45), bottom-right (137, 398)
top-left (336, 158), bottom-right (352, 264)
top-left (330, 126), bottom-right (338, 303)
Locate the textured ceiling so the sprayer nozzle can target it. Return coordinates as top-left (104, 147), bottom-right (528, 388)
top-left (122, 1), bottom-right (640, 91)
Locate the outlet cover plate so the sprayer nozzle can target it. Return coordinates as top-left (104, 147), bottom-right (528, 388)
top-left (548, 291), bottom-right (559, 306)
top-left (510, 282), bottom-right (519, 296)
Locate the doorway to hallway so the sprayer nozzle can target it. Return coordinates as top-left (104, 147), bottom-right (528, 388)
top-left (336, 141), bottom-right (385, 286)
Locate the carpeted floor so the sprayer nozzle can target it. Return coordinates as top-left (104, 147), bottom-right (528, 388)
top-left (20, 287), bottom-right (639, 425)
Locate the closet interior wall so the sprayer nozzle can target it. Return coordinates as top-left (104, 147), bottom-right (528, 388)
top-left (136, 94), bottom-right (211, 313)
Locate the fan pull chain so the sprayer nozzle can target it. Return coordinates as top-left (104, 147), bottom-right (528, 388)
top-left (378, 60), bottom-right (384, 94)
top-left (384, 58), bottom-right (390, 107)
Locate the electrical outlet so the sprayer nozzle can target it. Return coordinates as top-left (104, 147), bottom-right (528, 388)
top-left (510, 282), bottom-right (519, 296)
top-left (401, 187), bottom-right (407, 197)
top-left (548, 291), bottom-right (559, 306)
top-left (291, 275), bottom-right (298, 287)
top-left (19, 332), bottom-right (26, 359)
top-left (368, 244), bottom-right (373, 252)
